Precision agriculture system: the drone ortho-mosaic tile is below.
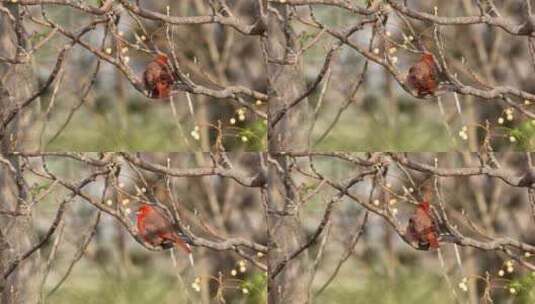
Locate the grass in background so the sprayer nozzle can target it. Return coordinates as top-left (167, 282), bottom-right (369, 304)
top-left (313, 100), bottom-right (453, 151)
top-left (314, 265), bottom-right (452, 304)
top-left (48, 270), bottom-right (185, 304)
top-left (42, 100), bottom-right (266, 151)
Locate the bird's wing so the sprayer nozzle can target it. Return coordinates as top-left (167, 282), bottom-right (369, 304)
top-left (414, 63), bottom-right (432, 80)
top-left (405, 217), bottom-right (418, 241)
top-left (414, 208), bottom-right (434, 233)
top-left (160, 71), bottom-right (174, 84)
top-left (141, 210), bottom-right (172, 237)
top-left (408, 64), bottom-right (428, 86)
top-left (143, 71), bottom-right (154, 89)
top-left (143, 63), bottom-right (160, 86)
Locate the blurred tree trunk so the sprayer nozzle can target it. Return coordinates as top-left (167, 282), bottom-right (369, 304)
top-left (267, 4), bottom-right (312, 303)
top-left (268, 164), bottom-right (311, 304)
top-left (0, 4), bottom-right (42, 304)
top-left (0, 4), bottom-right (37, 149)
top-left (267, 4), bottom-right (312, 151)
top-left (0, 160), bottom-right (42, 304)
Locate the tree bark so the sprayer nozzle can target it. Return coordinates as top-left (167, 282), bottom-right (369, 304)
top-left (267, 4), bottom-right (313, 152)
top-left (266, 4), bottom-right (313, 303)
top-left (267, 163), bottom-right (311, 304)
top-left (0, 4), bottom-right (42, 304)
top-left (0, 157), bottom-right (42, 304)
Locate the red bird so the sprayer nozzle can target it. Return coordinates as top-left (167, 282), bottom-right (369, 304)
top-left (405, 201), bottom-right (440, 250)
top-left (406, 52), bottom-right (439, 97)
top-left (136, 203), bottom-right (194, 263)
top-left (143, 54), bottom-right (175, 99)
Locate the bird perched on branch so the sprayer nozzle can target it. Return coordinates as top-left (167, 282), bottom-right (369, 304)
top-left (136, 203), bottom-right (194, 265)
top-left (406, 52), bottom-right (440, 97)
top-left (143, 54), bottom-right (175, 99)
top-left (405, 200), bottom-right (440, 250)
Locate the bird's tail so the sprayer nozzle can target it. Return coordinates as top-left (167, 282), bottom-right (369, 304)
top-left (173, 234), bottom-right (192, 252)
top-left (188, 252), bottom-right (195, 267)
top-left (437, 82), bottom-right (462, 114)
top-left (171, 233), bottom-right (195, 266)
top-left (173, 240), bottom-right (195, 267)
top-left (427, 232), bottom-right (440, 249)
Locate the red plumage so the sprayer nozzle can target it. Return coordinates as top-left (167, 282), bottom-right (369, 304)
top-left (143, 54), bottom-right (175, 99)
top-left (136, 203), bottom-right (192, 254)
top-left (405, 201), bottom-right (440, 250)
top-left (406, 52), bottom-right (439, 97)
